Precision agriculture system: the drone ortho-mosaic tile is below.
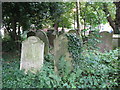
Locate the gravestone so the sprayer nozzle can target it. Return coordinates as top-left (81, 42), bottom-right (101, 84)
top-left (20, 36), bottom-right (44, 73)
top-left (27, 31), bottom-right (36, 38)
top-left (54, 34), bottom-right (72, 75)
top-left (36, 30), bottom-right (49, 55)
top-left (68, 30), bottom-right (76, 34)
top-left (27, 30), bottom-right (49, 55)
top-left (112, 34), bottom-right (120, 49)
top-left (97, 31), bottom-right (113, 53)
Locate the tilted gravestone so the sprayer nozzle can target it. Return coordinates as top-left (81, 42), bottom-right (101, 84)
top-left (54, 34), bottom-right (73, 75)
top-left (36, 30), bottom-right (49, 55)
top-left (20, 36), bottom-right (44, 73)
top-left (27, 30), bottom-right (49, 55)
top-left (97, 31), bottom-right (113, 53)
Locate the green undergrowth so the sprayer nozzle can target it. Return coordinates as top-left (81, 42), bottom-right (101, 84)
top-left (2, 34), bottom-right (120, 88)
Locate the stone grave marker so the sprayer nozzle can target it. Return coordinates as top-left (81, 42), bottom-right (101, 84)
top-left (54, 34), bottom-right (73, 75)
top-left (27, 31), bottom-right (36, 38)
top-left (97, 31), bottom-right (113, 52)
top-left (36, 30), bottom-right (49, 55)
top-left (68, 30), bottom-right (76, 34)
top-left (112, 34), bottom-right (120, 49)
top-left (20, 36), bottom-right (44, 73)
top-left (27, 30), bottom-right (49, 55)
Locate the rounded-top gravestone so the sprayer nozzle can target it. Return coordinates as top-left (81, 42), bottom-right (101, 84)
top-left (20, 36), bottom-right (44, 73)
top-left (27, 30), bottom-right (49, 55)
top-left (36, 30), bottom-right (49, 55)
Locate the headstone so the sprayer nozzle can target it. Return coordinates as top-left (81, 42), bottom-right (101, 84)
top-left (54, 34), bottom-right (72, 75)
top-left (27, 31), bottom-right (36, 38)
top-left (27, 30), bottom-right (49, 55)
top-left (68, 30), bottom-right (76, 34)
top-left (112, 34), bottom-right (120, 49)
top-left (20, 36), bottom-right (44, 73)
top-left (97, 31), bottom-right (113, 52)
top-left (36, 30), bottom-right (49, 55)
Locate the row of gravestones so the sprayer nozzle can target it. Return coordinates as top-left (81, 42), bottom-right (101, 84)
top-left (20, 31), bottom-right (72, 74)
top-left (20, 30), bottom-right (115, 74)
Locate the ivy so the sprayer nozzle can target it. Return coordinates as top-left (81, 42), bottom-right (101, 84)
top-left (66, 33), bottom-right (82, 65)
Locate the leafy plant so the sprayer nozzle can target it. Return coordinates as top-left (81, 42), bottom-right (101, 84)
top-left (2, 35), bottom-right (119, 88)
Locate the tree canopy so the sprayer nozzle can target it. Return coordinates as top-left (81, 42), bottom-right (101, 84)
top-left (2, 2), bottom-right (120, 41)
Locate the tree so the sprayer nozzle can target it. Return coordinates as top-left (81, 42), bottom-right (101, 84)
top-left (103, 2), bottom-right (120, 34)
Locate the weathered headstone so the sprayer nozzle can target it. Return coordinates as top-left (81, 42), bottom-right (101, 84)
top-left (68, 30), bottom-right (76, 34)
top-left (54, 34), bottom-right (72, 75)
top-left (27, 31), bottom-right (36, 38)
top-left (27, 30), bottom-right (49, 55)
top-left (36, 30), bottom-right (49, 55)
top-left (97, 31), bottom-right (113, 52)
top-left (112, 34), bottom-right (120, 49)
top-left (20, 36), bottom-right (44, 73)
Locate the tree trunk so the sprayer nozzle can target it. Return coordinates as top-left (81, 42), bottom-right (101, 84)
top-left (76, 1), bottom-right (80, 35)
top-left (103, 3), bottom-right (115, 31)
top-left (103, 3), bottom-right (120, 34)
top-left (114, 2), bottom-right (120, 34)
top-left (11, 19), bottom-right (17, 41)
top-left (17, 24), bottom-right (21, 50)
top-left (18, 24), bottom-right (21, 40)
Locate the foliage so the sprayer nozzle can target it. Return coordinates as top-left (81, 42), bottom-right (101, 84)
top-left (2, 32), bottom-right (119, 88)
top-left (2, 37), bottom-right (18, 52)
top-left (83, 29), bottom-right (101, 50)
top-left (66, 33), bottom-right (82, 66)
top-left (2, 48), bottom-right (119, 88)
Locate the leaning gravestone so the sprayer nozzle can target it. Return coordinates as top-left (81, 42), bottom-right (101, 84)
top-left (97, 31), bottom-right (113, 53)
top-left (36, 30), bottom-right (49, 55)
top-left (20, 36), bottom-right (44, 73)
top-left (54, 34), bottom-right (73, 75)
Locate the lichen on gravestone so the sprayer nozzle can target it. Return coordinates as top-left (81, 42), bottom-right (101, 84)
top-left (54, 34), bottom-right (73, 75)
top-left (20, 36), bottom-right (44, 73)
top-left (27, 30), bottom-right (49, 55)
